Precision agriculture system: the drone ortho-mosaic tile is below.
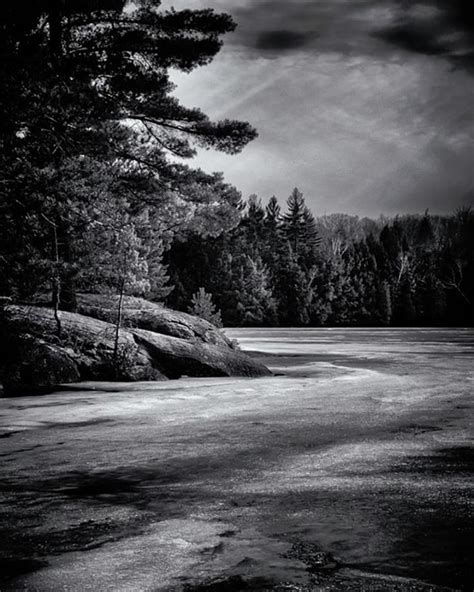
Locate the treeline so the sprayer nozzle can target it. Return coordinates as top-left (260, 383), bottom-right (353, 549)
top-left (165, 189), bottom-right (474, 327)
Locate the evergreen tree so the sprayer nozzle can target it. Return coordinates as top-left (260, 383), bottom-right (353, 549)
top-left (147, 239), bottom-right (173, 303)
top-left (282, 188), bottom-right (306, 254)
top-left (78, 197), bottom-right (150, 298)
top-left (416, 210), bottom-right (435, 246)
top-left (260, 196), bottom-right (282, 271)
top-left (265, 196), bottom-right (281, 231)
top-left (394, 276), bottom-right (416, 325)
top-left (418, 274), bottom-right (446, 325)
top-left (233, 256), bottom-right (277, 326)
top-left (377, 281), bottom-right (392, 326)
top-left (0, 1), bottom-right (256, 307)
top-left (274, 244), bottom-right (312, 326)
top-left (240, 194), bottom-right (266, 257)
top-left (281, 188), bottom-right (319, 270)
top-left (300, 206), bottom-right (321, 268)
top-left (188, 288), bottom-right (223, 328)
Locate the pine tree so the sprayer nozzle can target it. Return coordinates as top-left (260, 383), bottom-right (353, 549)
top-left (78, 199), bottom-right (150, 299)
top-left (300, 206), bottom-right (321, 268)
top-left (188, 288), bottom-right (223, 328)
top-left (416, 210), bottom-right (435, 246)
top-left (282, 188), bottom-right (306, 254)
top-left (265, 196), bottom-right (281, 230)
top-left (274, 244), bottom-right (312, 326)
top-left (147, 239), bottom-right (173, 303)
top-left (302, 207), bottom-right (320, 248)
top-left (394, 276), bottom-right (416, 325)
top-left (260, 196), bottom-right (282, 271)
top-left (0, 1), bottom-right (256, 307)
top-left (233, 256), bottom-right (277, 326)
top-left (377, 281), bottom-right (392, 326)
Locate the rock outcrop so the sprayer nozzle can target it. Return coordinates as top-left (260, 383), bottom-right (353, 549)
top-left (0, 300), bottom-right (270, 396)
top-left (76, 293), bottom-right (233, 348)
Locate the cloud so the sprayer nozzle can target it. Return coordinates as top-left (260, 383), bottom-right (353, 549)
top-left (229, 0), bottom-right (385, 57)
top-left (162, 0), bottom-right (473, 68)
top-left (162, 0), bottom-right (390, 57)
top-left (255, 30), bottom-right (317, 52)
top-left (374, 1), bottom-right (474, 70)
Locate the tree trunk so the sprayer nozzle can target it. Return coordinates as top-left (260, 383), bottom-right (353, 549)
top-left (48, 0), bottom-right (63, 61)
top-left (51, 225), bottom-right (62, 338)
top-left (57, 226), bottom-right (77, 312)
top-left (60, 276), bottom-right (77, 312)
top-left (113, 279), bottom-right (126, 376)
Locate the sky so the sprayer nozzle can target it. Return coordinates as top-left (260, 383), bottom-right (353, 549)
top-left (163, 0), bottom-right (474, 216)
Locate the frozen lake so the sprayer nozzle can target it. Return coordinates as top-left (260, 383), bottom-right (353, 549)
top-left (0, 328), bottom-right (473, 591)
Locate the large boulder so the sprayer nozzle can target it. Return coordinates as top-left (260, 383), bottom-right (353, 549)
top-left (131, 328), bottom-right (269, 379)
top-left (0, 302), bottom-right (270, 396)
top-left (0, 305), bottom-right (165, 396)
top-left (76, 293), bottom-right (233, 348)
top-left (1, 334), bottom-right (81, 396)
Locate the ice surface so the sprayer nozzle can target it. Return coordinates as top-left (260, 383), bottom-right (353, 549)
top-left (0, 328), bottom-right (472, 591)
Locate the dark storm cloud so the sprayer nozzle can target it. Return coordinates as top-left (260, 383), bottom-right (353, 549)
top-left (374, 1), bottom-right (474, 69)
top-left (255, 30), bottom-right (317, 52)
top-left (163, 0), bottom-right (474, 65)
top-left (375, 25), bottom-right (450, 56)
top-left (222, 0), bottom-right (381, 56)
top-left (223, 0), bottom-right (395, 57)
top-left (221, 0), bottom-right (474, 68)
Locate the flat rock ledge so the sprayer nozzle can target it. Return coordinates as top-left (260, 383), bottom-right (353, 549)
top-left (0, 298), bottom-right (271, 396)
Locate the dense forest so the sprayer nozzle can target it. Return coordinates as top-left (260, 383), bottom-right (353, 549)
top-left (167, 191), bottom-right (474, 327)
top-left (0, 2), bottom-right (473, 330)
top-left (0, 0), bottom-right (256, 329)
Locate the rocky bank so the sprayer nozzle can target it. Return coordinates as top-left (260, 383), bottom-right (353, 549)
top-left (0, 295), bottom-right (271, 396)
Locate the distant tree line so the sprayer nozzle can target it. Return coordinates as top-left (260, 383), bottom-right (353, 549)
top-left (167, 190), bottom-right (474, 327)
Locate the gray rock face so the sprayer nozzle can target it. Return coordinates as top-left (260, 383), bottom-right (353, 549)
top-left (131, 328), bottom-right (269, 379)
top-left (0, 301), bottom-right (270, 396)
top-left (76, 294), bottom-right (233, 348)
top-left (1, 335), bottom-right (81, 397)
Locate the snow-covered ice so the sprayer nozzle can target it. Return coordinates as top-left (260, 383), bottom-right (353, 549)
top-left (0, 328), bottom-right (472, 591)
